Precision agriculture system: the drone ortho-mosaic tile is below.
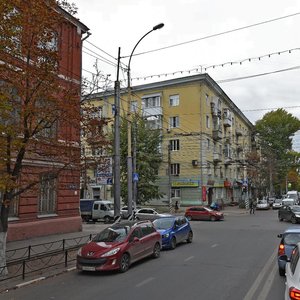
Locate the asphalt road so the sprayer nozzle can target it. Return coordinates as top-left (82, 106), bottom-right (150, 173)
top-left (1, 209), bottom-right (293, 300)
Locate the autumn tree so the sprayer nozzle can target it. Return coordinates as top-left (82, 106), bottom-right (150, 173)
top-left (255, 109), bottom-right (300, 195)
top-left (0, 0), bottom-right (86, 275)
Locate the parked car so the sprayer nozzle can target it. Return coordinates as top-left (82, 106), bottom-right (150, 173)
top-left (272, 198), bottom-right (283, 210)
top-left (267, 197), bottom-right (276, 207)
top-left (282, 199), bottom-right (297, 207)
top-left (134, 208), bottom-right (172, 221)
top-left (152, 216), bottom-right (193, 249)
top-left (256, 200), bottom-right (270, 210)
top-left (278, 205), bottom-right (300, 224)
top-left (277, 227), bottom-right (300, 276)
top-left (184, 206), bottom-right (224, 221)
top-left (284, 242), bottom-right (300, 299)
top-left (120, 206), bottom-right (141, 219)
top-left (77, 220), bottom-right (161, 273)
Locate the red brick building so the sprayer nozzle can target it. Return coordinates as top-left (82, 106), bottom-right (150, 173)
top-left (4, 6), bottom-right (90, 241)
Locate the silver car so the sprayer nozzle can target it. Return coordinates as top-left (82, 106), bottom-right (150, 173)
top-left (135, 208), bottom-right (172, 221)
top-left (285, 242), bottom-right (300, 299)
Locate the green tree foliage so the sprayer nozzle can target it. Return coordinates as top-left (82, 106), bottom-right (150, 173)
top-left (120, 115), bottom-right (163, 204)
top-left (255, 109), bottom-right (300, 194)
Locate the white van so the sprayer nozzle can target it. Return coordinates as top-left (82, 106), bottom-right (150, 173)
top-left (92, 200), bottom-right (114, 223)
top-left (286, 191), bottom-right (299, 204)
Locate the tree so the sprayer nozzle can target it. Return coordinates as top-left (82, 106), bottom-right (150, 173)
top-left (255, 109), bottom-right (300, 195)
top-left (119, 115), bottom-right (163, 204)
top-left (0, 0), bottom-right (83, 276)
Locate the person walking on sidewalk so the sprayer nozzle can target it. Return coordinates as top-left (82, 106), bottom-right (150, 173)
top-left (249, 199), bottom-right (255, 214)
top-left (175, 201), bottom-right (179, 213)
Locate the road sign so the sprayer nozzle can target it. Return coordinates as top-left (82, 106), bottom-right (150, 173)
top-left (107, 178), bottom-right (113, 185)
top-left (133, 173), bottom-right (139, 182)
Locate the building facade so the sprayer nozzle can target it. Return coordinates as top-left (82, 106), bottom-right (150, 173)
top-left (82, 74), bottom-right (259, 208)
top-left (2, 6), bottom-right (90, 241)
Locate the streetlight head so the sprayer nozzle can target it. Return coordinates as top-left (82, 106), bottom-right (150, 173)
top-left (153, 23), bottom-right (164, 30)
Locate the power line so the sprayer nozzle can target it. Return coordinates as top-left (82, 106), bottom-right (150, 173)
top-left (124, 12), bottom-right (300, 58)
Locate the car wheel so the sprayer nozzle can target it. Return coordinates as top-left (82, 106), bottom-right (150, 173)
top-left (104, 216), bottom-right (110, 224)
top-left (119, 253), bottom-right (130, 273)
top-left (170, 237), bottom-right (177, 250)
top-left (186, 215), bottom-right (192, 221)
top-left (152, 242), bottom-right (161, 258)
top-left (210, 215), bottom-right (216, 221)
top-left (187, 231), bottom-right (193, 243)
top-left (291, 216), bottom-right (297, 224)
top-left (279, 267), bottom-right (285, 276)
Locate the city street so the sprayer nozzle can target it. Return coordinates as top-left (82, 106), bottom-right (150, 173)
top-left (1, 209), bottom-right (291, 300)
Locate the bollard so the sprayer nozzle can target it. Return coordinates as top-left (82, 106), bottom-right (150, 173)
top-left (65, 250), bottom-right (68, 267)
top-left (22, 260), bottom-right (26, 279)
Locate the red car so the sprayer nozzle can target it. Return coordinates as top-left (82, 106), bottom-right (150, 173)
top-left (77, 220), bottom-right (161, 273)
top-left (185, 206), bottom-right (224, 221)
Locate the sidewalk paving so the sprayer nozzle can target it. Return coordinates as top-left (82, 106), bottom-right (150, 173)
top-left (1, 206), bottom-right (247, 293)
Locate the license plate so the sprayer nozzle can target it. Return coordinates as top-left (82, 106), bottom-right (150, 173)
top-left (82, 266), bottom-right (96, 271)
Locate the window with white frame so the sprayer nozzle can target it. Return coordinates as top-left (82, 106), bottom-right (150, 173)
top-left (169, 94), bottom-right (179, 106)
top-left (142, 95), bottom-right (160, 108)
top-left (206, 115), bottom-right (210, 128)
top-left (205, 94), bottom-right (209, 106)
top-left (170, 139), bottom-right (180, 151)
top-left (207, 138), bottom-right (210, 150)
top-left (171, 163), bottom-right (180, 175)
top-left (130, 100), bottom-right (138, 112)
top-left (39, 173), bottom-right (57, 214)
top-left (169, 116), bottom-right (179, 128)
top-left (171, 188), bottom-right (181, 198)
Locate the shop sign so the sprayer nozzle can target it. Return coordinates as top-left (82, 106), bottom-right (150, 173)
top-left (172, 180), bottom-right (199, 188)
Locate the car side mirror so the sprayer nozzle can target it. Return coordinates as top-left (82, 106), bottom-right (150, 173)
top-left (277, 234), bottom-right (283, 238)
top-left (279, 254), bottom-right (289, 262)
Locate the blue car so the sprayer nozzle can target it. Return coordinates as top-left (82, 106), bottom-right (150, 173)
top-left (277, 227), bottom-right (300, 276)
top-left (152, 216), bottom-right (193, 249)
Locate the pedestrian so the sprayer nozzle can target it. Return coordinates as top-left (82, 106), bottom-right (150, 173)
top-left (249, 200), bottom-right (255, 214)
top-left (175, 201), bottom-right (179, 213)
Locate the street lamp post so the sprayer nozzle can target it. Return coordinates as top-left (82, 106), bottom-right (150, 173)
top-left (127, 23), bottom-right (164, 217)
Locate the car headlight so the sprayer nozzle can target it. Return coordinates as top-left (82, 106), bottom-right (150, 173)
top-left (101, 247), bottom-right (121, 257)
top-left (295, 214), bottom-right (300, 218)
top-left (162, 233), bottom-right (169, 239)
top-left (77, 247), bottom-right (82, 256)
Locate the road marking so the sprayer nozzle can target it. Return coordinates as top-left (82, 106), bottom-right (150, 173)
top-left (211, 244), bottom-right (218, 248)
top-left (243, 248), bottom-right (277, 300)
top-left (136, 277), bottom-right (155, 288)
top-left (256, 260), bottom-right (277, 300)
top-left (184, 256), bottom-right (194, 262)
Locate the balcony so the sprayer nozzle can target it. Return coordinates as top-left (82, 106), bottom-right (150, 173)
top-left (213, 152), bottom-right (222, 163)
top-left (223, 109), bottom-right (232, 127)
top-left (236, 128), bottom-right (243, 136)
top-left (212, 128), bottom-right (222, 140)
top-left (142, 106), bottom-right (162, 118)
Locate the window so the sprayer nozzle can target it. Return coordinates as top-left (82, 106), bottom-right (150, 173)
top-left (169, 116), bottom-right (179, 128)
top-left (291, 246), bottom-right (300, 275)
top-left (170, 139), bottom-right (180, 151)
top-left (140, 224), bottom-right (156, 236)
top-left (142, 95), bottom-right (160, 108)
top-left (169, 95), bottom-right (179, 106)
top-left (130, 101), bottom-right (138, 112)
top-left (171, 188), bottom-right (181, 198)
top-left (207, 138), bottom-right (210, 150)
top-left (206, 115), bottom-right (210, 128)
top-left (205, 94), bottom-right (209, 106)
top-left (171, 163), bottom-right (180, 175)
top-left (39, 173), bottom-right (57, 214)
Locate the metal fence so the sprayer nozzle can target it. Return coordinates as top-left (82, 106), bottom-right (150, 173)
top-left (0, 234), bottom-right (95, 285)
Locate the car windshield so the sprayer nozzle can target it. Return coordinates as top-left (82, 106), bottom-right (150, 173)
top-left (258, 200), bottom-right (267, 204)
top-left (283, 200), bottom-right (294, 206)
top-left (284, 233), bottom-right (300, 246)
top-left (92, 226), bottom-right (129, 243)
top-left (153, 218), bottom-right (174, 229)
top-left (274, 199), bottom-right (282, 203)
top-left (292, 207), bottom-right (300, 212)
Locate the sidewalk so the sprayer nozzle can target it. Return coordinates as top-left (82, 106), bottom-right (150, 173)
top-left (1, 206), bottom-right (246, 293)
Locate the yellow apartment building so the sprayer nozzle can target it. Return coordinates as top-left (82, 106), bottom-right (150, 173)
top-left (81, 73), bottom-right (258, 207)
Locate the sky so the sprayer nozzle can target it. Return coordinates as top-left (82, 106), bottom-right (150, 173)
top-left (74, 0), bottom-right (300, 150)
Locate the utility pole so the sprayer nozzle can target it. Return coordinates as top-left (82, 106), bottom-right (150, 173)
top-left (113, 47), bottom-right (121, 219)
top-left (168, 142), bottom-right (172, 213)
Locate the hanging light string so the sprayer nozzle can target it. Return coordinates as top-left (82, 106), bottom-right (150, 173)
top-left (131, 47), bottom-right (300, 82)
